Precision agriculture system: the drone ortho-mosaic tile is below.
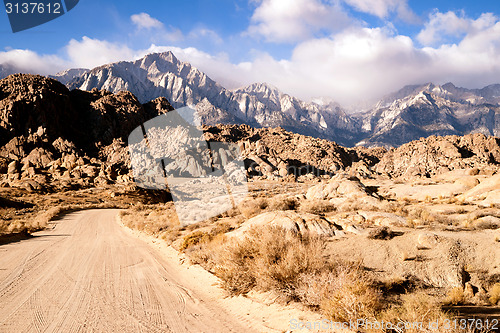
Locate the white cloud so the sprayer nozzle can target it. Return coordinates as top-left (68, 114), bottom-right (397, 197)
top-left (65, 37), bottom-right (136, 69)
top-left (131, 12), bottom-right (164, 30)
top-left (0, 49), bottom-right (68, 75)
top-left (188, 28), bottom-right (224, 44)
top-left (342, 0), bottom-right (417, 22)
top-left (247, 0), bottom-right (352, 43)
top-left (417, 11), bottom-right (498, 46)
top-left (130, 13), bottom-right (184, 43)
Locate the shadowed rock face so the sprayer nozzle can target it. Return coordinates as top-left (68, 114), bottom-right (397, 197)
top-left (0, 74), bottom-right (174, 150)
top-left (0, 74), bottom-right (174, 192)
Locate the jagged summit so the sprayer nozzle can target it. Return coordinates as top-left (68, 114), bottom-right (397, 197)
top-left (65, 52), bottom-right (359, 145)
top-left (39, 51), bottom-right (500, 147)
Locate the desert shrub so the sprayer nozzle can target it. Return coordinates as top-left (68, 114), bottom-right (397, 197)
top-left (213, 226), bottom-right (331, 297)
top-left (367, 226), bottom-right (395, 240)
top-left (379, 201), bottom-right (408, 216)
top-left (238, 198), bottom-right (268, 218)
top-left (179, 222), bottom-right (234, 252)
top-left (298, 199), bottom-right (336, 214)
top-left (267, 195), bottom-right (298, 211)
top-left (380, 292), bottom-right (455, 333)
top-left (489, 283), bottom-right (500, 305)
top-left (120, 203), bottom-right (179, 235)
top-left (472, 218), bottom-right (500, 230)
top-left (380, 275), bottom-right (420, 294)
top-left (180, 230), bottom-right (212, 251)
top-left (320, 265), bottom-right (383, 322)
top-left (444, 287), bottom-right (466, 305)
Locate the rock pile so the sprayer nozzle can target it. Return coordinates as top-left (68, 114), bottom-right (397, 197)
top-left (375, 133), bottom-right (500, 179)
top-left (0, 74), bottom-right (173, 192)
top-left (203, 125), bottom-right (385, 181)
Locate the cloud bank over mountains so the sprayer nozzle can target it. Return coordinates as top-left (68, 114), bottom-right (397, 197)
top-left (1, 0), bottom-right (500, 106)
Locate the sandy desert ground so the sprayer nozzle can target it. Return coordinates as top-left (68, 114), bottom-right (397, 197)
top-left (0, 209), bottom-right (325, 333)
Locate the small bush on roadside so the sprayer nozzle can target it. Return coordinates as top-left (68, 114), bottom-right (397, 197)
top-left (444, 287), bottom-right (466, 305)
top-left (180, 230), bottom-right (212, 251)
top-left (380, 291), bottom-right (456, 333)
top-left (320, 265), bottom-right (383, 322)
top-left (213, 226), bottom-right (330, 297)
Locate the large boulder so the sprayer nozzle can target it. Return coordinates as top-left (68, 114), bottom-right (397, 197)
top-left (231, 210), bottom-right (344, 237)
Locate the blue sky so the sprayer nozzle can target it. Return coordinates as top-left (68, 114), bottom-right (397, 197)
top-left (1, 0), bottom-right (500, 105)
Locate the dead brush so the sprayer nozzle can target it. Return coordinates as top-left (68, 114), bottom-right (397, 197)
top-left (380, 291), bottom-right (459, 333)
top-left (211, 226), bottom-right (331, 298)
top-left (237, 197), bottom-right (268, 218)
top-left (267, 195), bottom-right (298, 211)
top-left (180, 222), bottom-right (233, 252)
top-left (298, 199), bottom-right (336, 214)
top-left (489, 283), bottom-right (500, 305)
top-left (320, 264), bottom-right (384, 323)
top-left (119, 203), bottom-right (179, 235)
top-left (443, 287), bottom-right (466, 305)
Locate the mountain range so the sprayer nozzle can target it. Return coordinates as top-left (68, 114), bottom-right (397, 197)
top-left (3, 52), bottom-right (499, 147)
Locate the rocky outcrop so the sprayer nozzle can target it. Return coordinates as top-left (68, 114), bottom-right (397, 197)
top-left (203, 125), bottom-right (385, 181)
top-left (0, 74), bottom-right (174, 192)
top-left (230, 210), bottom-right (345, 237)
top-left (375, 133), bottom-right (500, 179)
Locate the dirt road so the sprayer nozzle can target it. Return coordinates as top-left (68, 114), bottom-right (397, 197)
top-left (0, 209), bottom-right (254, 333)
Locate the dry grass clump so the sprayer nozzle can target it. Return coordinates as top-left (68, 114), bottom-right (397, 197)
top-left (180, 222), bottom-right (233, 252)
top-left (119, 203), bottom-right (180, 238)
top-left (466, 217), bottom-right (500, 230)
top-left (0, 218), bottom-right (46, 235)
top-left (367, 226), bottom-right (395, 240)
top-left (320, 265), bottom-right (383, 322)
top-left (380, 292), bottom-right (456, 333)
top-left (1, 202), bottom-right (125, 236)
top-left (444, 287), bottom-right (466, 305)
top-left (267, 195), bottom-right (298, 211)
top-left (180, 230), bottom-right (212, 251)
top-left (237, 197), bottom-right (268, 218)
top-left (298, 199), bottom-right (336, 214)
top-left (337, 200), bottom-right (378, 212)
top-left (203, 226), bottom-right (331, 298)
top-left (191, 225), bottom-right (387, 324)
top-left (407, 207), bottom-right (436, 225)
top-left (489, 283), bottom-right (500, 305)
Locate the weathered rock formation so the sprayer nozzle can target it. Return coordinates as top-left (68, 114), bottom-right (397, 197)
top-left (375, 133), bottom-right (500, 179)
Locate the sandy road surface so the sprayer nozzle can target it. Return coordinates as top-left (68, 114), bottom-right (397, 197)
top-left (0, 209), bottom-right (256, 333)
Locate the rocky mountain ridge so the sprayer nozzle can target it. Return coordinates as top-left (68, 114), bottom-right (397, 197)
top-left (63, 52), bottom-right (361, 145)
top-left (3, 52), bottom-right (499, 147)
top-left (359, 83), bottom-right (500, 147)
top-left (0, 74), bottom-right (499, 194)
top-left (56, 52), bottom-right (499, 147)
